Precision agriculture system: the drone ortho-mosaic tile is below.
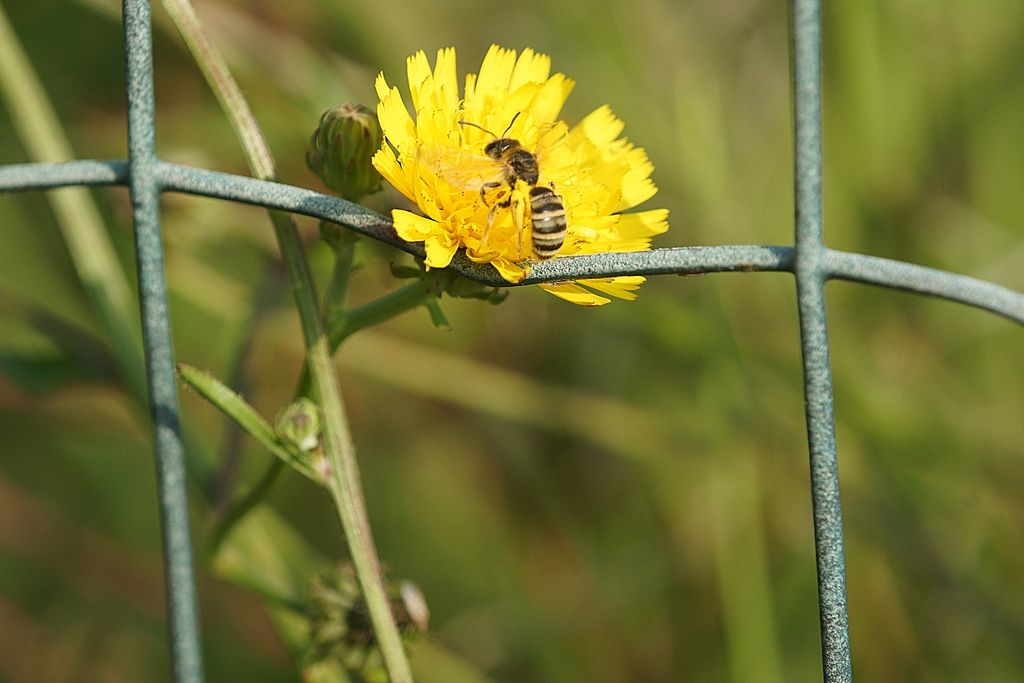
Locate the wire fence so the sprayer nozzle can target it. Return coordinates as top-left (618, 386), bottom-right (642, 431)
top-left (1, 0), bottom-right (1022, 681)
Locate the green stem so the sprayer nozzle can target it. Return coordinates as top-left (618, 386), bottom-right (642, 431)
top-left (161, 1), bottom-right (413, 679)
top-left (159, 0), bottom-right (275, 178)
top-left (321, 225), bottom-right (359, 333)
top-left (331, 280), bottom-right (434, 349)
top-left (291, 280), bottom-right (435, 400)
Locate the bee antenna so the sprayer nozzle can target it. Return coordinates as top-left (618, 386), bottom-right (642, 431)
top-left (457, 119), bottom-right (496, 138)
top-left (501, 112), bottom-right (521, 138)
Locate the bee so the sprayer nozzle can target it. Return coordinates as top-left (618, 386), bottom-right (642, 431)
top-left (456, 114), bottom-right (568, 260)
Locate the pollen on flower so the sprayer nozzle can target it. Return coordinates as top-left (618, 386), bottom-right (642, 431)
top-left (372, 45), bottom-right (669, 306)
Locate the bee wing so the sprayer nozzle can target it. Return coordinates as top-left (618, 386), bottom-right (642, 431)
top-left (530, 121), bottom-right (571, 166)
top-left (415, 143), bottom-right (505, 192)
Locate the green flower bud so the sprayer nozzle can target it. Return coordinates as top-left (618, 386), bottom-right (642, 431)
top-left (274, 397), bottom-right (322, 454)
top-left (307, 104), bottom-right (384, 201)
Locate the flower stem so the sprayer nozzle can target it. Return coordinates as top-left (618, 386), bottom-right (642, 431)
top-left (291, 279), bottom-right (436, 399)
top-left (320, 225), bottom-right (359, 334)
top-left (330, 280), bottom-right (434, 349)
top-left (161, 1), bottom-right (413, 679)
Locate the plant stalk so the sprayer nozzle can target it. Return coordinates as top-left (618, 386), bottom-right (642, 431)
top-left (161, 0), bottom-right (413, 679)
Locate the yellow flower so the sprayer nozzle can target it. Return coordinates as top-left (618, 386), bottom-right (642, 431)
top-left (372, 45), bottom-right (669, 306)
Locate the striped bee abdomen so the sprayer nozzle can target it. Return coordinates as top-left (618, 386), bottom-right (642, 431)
top-left (529, 186), bottom-right (567, 259)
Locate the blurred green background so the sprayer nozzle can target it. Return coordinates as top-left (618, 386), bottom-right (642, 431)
top-left (1, 0), bottom-right (1023, 680)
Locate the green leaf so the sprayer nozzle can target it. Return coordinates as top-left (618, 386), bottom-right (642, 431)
top-left (177, 363), bottom-right (319, 482)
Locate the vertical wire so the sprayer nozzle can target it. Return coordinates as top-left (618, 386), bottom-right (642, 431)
top-left (791, 0), bottom-right (853, 680)
top-left (123, 0), bottom-right (205, 680)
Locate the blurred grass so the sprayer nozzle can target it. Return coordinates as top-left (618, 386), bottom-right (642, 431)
top-left (1, 0), bottom-right (1022, 681)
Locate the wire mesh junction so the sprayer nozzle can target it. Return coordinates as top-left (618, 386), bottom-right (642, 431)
top-left (0, 0), bottom-right (1022, 681)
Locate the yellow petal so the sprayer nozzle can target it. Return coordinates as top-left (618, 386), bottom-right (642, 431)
top-left (539, 282), bottom-right (611, 306)
top-left (463, 72), bottom-right (478, 102)
top-left (579, 105), bottom-right (625, 146)
top-left (432, 47), bottom-right (459, 113)
top-left (424, 233), bottom-right (459, 268)
top-left (509, 48), bottom-right (550, 91)
top-left (619, 176), bottom-right (657, 210)
top-left (406, 51), bottom-right (432, 111)
top-left (475, 45), bottom-right (517, 105)
top-left (503, 82), bottom-right (545, 127)
top-left (374, 72), bottom-right (392, 102)
top-left (377, 86), bottom-right (416, 155)
top-left (617, 147), bottom-right (658, 209)
top-left (614, 209), bottom-right (670, 239)
top-left (489, 257), bottom-right (529, 283)
top-left (578, 276), bottom-right (645, 301)
top-left (371, 148), bottom-right (413, 200)
top-left (530, 74), bottom-right (575, 126)
top-left (392, 209), bottom-right (441, 242)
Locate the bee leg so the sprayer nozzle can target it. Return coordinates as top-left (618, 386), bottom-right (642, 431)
top-left (510, 194), bottom-right (526, 261)
top-left (478, 205), bottom-right (493, 251)
top-left (479, 184), bottom-right (515, 254)
top-left (479, 181), bottom-right (503, 207)
top-left (477, 182), bottom-right (501, 249)
top-left (484, 204), bottom-right (498, 236)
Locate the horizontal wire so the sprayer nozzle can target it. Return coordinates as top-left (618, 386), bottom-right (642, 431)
top-left (2, 159), bottom-right (1022, 323)
top-left (824, 249), bottom-right (1024, 325)
top-left (0, 158), bottom-right (128, 188)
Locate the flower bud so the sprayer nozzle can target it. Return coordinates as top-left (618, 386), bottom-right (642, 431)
top-left (274, 397), bottom-right (322, 454)
top-left (307, 104), bottom-right (384, 201)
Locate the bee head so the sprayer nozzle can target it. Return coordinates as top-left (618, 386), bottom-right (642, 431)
top-left (460, 113), bottom-right (524, 160)
top-left (484, 138), bottom-right (521, 159)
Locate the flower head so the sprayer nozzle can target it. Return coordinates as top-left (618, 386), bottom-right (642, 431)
top-left (372, 46), bottom-right (669, 306)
